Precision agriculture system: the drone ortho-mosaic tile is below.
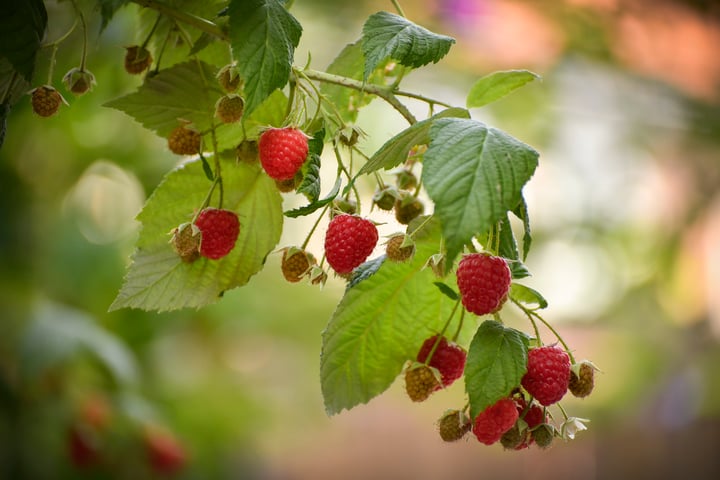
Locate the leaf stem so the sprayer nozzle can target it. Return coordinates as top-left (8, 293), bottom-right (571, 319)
top-left (301, 204), bottom-right (330, 250)
top-left (141, 13), bottom-right (163, 50)
top-left (70, 0), bottom-right (89, 70)
top-left (511, 298), bottom-right (542, 346)
top-left (130, 0), bottom-right (228, 41)
top-left (424, 298), bottom-right (462, 365)
top-left (394, 89), bottom-right (454, 109)
top-left (391, 0), bottom-right (407, 17)
top-left (300, 68), bottom-right (417, 125)
top-left (511, 299), bottom-right (575, 364)
top-left (451, 308), bottom-right (465, 343)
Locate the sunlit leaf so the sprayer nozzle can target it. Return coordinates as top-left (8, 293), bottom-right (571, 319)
top-left (466, 70), bottom-right (540, 109)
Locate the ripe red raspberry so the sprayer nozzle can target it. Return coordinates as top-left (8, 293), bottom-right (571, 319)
top-left (324, 214), bottom-right (378, 274)
top-left (521, 346), bottom-right (571, 406)
top-left (194, 208), bottom-right (240, 260)
top-left (416, 335), bottom-right (466, 389)
top-left (472, 397), bottom-right (519, 445)
top-left (456, 253), bottom-right (511, 315)
top-left (258, 127), bottom-right (309, 181)
top-left (502, 399), bottom-right (546, 450)
top-left (144, 429), bottom-right (186, 475)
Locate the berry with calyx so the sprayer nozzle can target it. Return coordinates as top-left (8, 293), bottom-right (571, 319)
top-left (275, 172), bottom-right (302, 193)
top-left (532, 423), bottom-right (555, 449)
top-left (521, 346), bottom-right (571, 406)
top-left (395, 169), bottom-right (417, 190)
top-left (416, 335), bottom-right (466, 389)
top-left (405, 364), bottom-right (441, 402)
top-left (472, 398), bottom-right (519, 445)
top-left (372, 186), bottom-right (398, 211)
top-left (30, 85), bottom-right (67, 117)
top-left (425, 253), bottom-right (447, 278)
top-left (324, 214), bottom-right (378, 274)
top-left (215, 94), bottom-right (244, 123)
top-left (330, 197), bottom-right (357, 218)
top-left (124, 45), bottom-right (153, 74)
top-left (569, 361), bottom-right (596, 398)
top-left (309, 266), bottom-right (328, 286)
top-left (456, 253), bottom-right (511, 316)
top-left (144, 428), bottom-right (186, 475)
top-left (281, 247), bottom-right (315, 283)
top-left (168, 124), bottom-right (202, 155)
top-left (394, 192), bottom-right (424, 225)
top-left (237, 140), bottom-right (258, 163)
top-left (171, 223), bottom-right (201, 262)
top-left (258, 127), bottom-right (309, 181)
top-left (194, 208), bottom-right (240, 260)
top-left (500, 423), bottom-right (524, 450)
top-left (67, 425), bottom-right (101, 468)
top-left (62, 67), bottom-right (96, 96)
top-left (386, 234), bottom-right (415, 262)
top-left (503, 399), bottom-right (546, 450)
top-left (217, 64), bottom-right (241, 93)
top-left (438, 410), bottom-right (472, 442)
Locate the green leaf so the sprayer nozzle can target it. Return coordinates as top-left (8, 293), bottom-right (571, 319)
top-left (298, 129), bottom-right (324, 202)
top-left (284, 176), bottom-right (341, 218)
top-left (321, 218), bottom-right (475, 415)
top-left (465, 320), bottom-right (528, 418)
top-left (498, 214), bottom-right (530, 279)
top-left (347, 255), bottom-right (386, 289)
top-left (0, 0), bottom-right (47, 82)
top-left (361, 11), bottom-right (455, 80)
top-left (512, 194), bottom-right (532, 261)
top-left (228, 0), bottom-right (302, 115)
top-left (434, 282), bottom-right (459, 301)
top-left (20, 301), bottom-right (138, 385)
top-left (358, 107), bottom-right (469, 176)
top-left (110, 157), bottom-right (283, 312)
top-left (422, 118), bottom-right (539, 267)
top-left (509, 284), bottom-right (548, 309)
top-left (104, 61), bottom-right (219, 138)
top-left (466, 70), bottom-right (540, 109)
top-left (97, 0), bottom-right (131, 29)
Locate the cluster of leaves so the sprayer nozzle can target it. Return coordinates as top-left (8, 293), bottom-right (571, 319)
top-left (3, 0), bottom-right (592, 446)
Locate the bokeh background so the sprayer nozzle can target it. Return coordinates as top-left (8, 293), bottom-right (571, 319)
top-left (2, 0), bottom-right (720, 478)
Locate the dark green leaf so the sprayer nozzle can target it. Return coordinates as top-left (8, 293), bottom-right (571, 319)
top-left (297, 129), bottom-right (325, 202)
top-left (498, 214), bottom-right (530, 279)
top-left (200, 155), bottom-right (215, 181)
top-left (189, 32), bottom-right (215, 56)
top-left (509, 283), bottom-right (548, 309)
top-left (361, 11), bottom-right (454, 80)
top-left (422, 118), bottom-right (539, 267)
top-left (466, 70), bottom-right (540, 109)
top-left (284, 175), bottom-right (341, 218)
top-left (358, 107), bottom-right (469, 176)
top-left (347, 255), bottom-right (386, 289)
top-left (0, 0), bottom-right (47, 82)
top-left (228, 0), bottom-right (302, 114)
top-left (512, 194), bottom-right (532, 261)
top-left (465, 320), bottom-right (528, 418)
top-left (97, 0), bottom-right (131, 29)
top-left (434, 282), bottom-right (459, 301)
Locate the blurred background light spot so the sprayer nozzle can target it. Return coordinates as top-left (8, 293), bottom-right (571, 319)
top-left (63, 160), bottom-right (145, 244)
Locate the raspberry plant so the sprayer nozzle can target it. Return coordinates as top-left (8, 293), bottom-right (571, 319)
top-left (2, 0), bottom-right (597, 450)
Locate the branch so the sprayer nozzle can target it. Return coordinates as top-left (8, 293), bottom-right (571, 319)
top-left (300, 68), bottom-right (417, 125)
top-left (130, 0), bottom-right (228, 41)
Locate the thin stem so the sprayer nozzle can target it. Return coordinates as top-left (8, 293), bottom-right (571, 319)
top-left (130, 0), bottom-right (228, 41)
top-left (301, 204), bottom-right (330, 250)
top-left (285, 74), bottom-right (297, 122)
top-left (70, 0), bottom-right (88, 70)
top-left (151, 24), bottom-right (173, 73)
top-left (512, 299), bottom-right (575, 364)
top-left (334, 144), bottom-right (361, 212)
top-left (394, 89), bottom-right (454, 109)
top-left (301, 68), bottom-right (417, 125)
top-left (557, 402), bottom-right (570, 421)
top-left (391, 0), bottom-right (407, 17)
top-left (424, 298), bottom-right (462, 365)
top-left (193, 176), bottom-right (221, 221)
top-left (42, 19), bottom-right (78, 49)
top-left (451, 309), bottom-right (465, 343)
top-left (141, 13), bottom-right (163, 49)
top-left (511, 298), bottom-right (542, 345)
top-left (210, 125), bottom-right (223, 208)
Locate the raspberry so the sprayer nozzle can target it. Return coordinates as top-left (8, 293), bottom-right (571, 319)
top-left (438, 410), bottom-right (472, 442)
top-left (30, 85), bottom-right (66, 117)
top-left (144, 429), bottom-right (186, 475)
top-left (502, 399), bottom-right (545, 450)
top-left (215, 94), bottom-right (244, 123)
top-left (68, 425), bottom-right (101, 468)
top-left (472, 397), bottom-right (519, 445)
top-left (217, 64), bottom-right (241, 93)
top-left (275, 173), bottom-right (301, 193)
top-left (372, 186), bottom-right (398, 211)
top-left (405, 364), bottom-right (441, 402)
top-left (331, 197), bottom-right (357, 217)
top-left (124, 45), bottom-right (153, 74)
top-left (386, 234), bottom-right (415, 262)
top-left (426, 253), bottom-right (447, 278)
top-left (194, 208), bottom-right (240, 260)
top-left (258, 127), bottom-right (309, 181)
top-left (569, 361), bottom-right (595, 398)
top-left (395, 169), bottom-right (417, 190)
top-left (394, 193), bottom-right (424, 225)
top-left (456, 253), bottom-right (511, 316)
top-left (168, 124), bottom-right (202, 155)
top-left (171, 223), bottom-right (201, 262)
top-left (532, 423), bottom-right (555, 449)
top-left (281, 247), bottom-right (314, 283)
top-left (324, 214), bottom-right (378, 274)
top-left (63, 67), bottom-right (96, 96)
top-left (521, 346), bottom-right (571, 406)
top-left (416, 335), bottom-right (466, 389)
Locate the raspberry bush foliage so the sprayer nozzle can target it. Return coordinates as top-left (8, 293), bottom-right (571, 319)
top-left (4, 0), bottom-right (597, 450)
